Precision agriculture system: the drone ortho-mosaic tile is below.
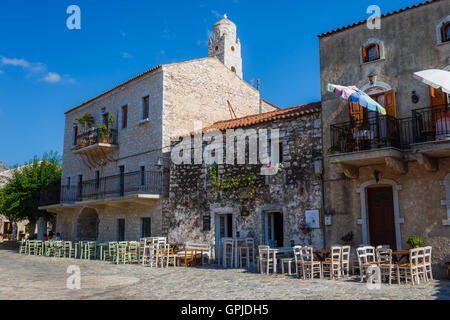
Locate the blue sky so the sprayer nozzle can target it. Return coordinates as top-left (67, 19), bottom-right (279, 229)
top-left (0, 0), bottom-right (422, 166)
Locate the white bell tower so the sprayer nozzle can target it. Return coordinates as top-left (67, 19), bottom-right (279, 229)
top-left (208, 15), bottom-right (243, 79)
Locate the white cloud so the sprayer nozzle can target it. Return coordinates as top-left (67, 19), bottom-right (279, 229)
top-left (42, 72), bottom-right (62, 83)
top-left (121, 52), bottom-right (133, 59)
top-left (0, 55), bottom-right (73, 84)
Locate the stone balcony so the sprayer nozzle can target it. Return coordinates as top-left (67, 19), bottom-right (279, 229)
top-left (72, 128), bottom-right (118, 156)
top-left (329, 104), bottom-right (450, 178)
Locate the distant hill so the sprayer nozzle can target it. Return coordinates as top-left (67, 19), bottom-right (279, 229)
top-left (0, 161), bottom-right (9, 172)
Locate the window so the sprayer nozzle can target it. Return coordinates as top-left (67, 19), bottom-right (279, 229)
top-left (103, 113), bottom-right (109, 127)
top-left (121, 105), bottom-right (128, 129)
top-left (67, 177), bottom-right (71, 188)
top-left (72, 126), bottom-right (78, 146)
top-left (119, 166), bottom-right (125, 196)
top-left (231, 46), bottom-right (235, 51)
top-left (362, 43), bottom-right (380, 63)
top-left (141, 218), bottom-right (151, 237)
top-left (140, 166), bottom-right (145, 186)
top-left (117, 219), bottom-right (125, 241)
top-left (437, 17), bottom-right (450, 44)
top-left (231, 66), bottom-right (236, 73)
top-left (142, 96), bottom-right (150, 120)
top-left (442, 22), bottom-right (450, 43)
top-left (268, 137), bottom-right (283, 164)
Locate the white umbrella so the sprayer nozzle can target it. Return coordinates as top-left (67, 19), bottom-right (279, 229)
top-left (413, 69), bottom-right (450, 94)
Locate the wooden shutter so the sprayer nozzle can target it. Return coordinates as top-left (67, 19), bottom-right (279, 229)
top-left (349, 101), bottom-right (364, 123)
top-left (361, 46), bottom-right (368, 63)
top-left (430, 86), bottom-right (448, 121)
top-left (384, 90), bottom-right (396, 118)
top-left (375, 43), bottom-right (380, 59)
top-left (430, 87), bottom-right (448, 107)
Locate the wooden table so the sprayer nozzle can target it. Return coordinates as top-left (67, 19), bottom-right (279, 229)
top-left (313, 249), bottom-right (331, 261)
top-left (392, 250), bottom-right (410, 264)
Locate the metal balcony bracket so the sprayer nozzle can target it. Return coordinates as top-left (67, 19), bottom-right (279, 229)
top-left (385, 157), bottom-right (408, 175)
top-left (415, 153), bottom-right (438, 172)
top-left (335, 163), bottom-right (359, 179)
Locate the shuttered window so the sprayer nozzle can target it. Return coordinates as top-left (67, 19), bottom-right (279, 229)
top-left (430, 86), bottom-right (449, 121)
top-left (362, 43), bottom-right (380, 63)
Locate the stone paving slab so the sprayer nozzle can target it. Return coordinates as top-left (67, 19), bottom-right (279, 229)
top-left (0, 250), bottom-right (449, 300)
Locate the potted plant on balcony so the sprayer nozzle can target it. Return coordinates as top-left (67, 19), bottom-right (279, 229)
top-left (97, 124), bottom-right (109, 144)
top-left (327, 143), bottom-right (340, 155)
top-left (407, 235), bottom-right (423, 248)
top-left (73, 112), bottom-right (94, 148)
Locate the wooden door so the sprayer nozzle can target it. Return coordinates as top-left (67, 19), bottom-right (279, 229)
top-left (367, 187), bottom-right (397, 249)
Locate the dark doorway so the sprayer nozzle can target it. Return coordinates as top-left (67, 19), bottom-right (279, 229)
top-left (119, 166), bottom-right (125, 196)
top-left (266, 211), bottom-right (284, 247)
top-left (367, 187), bottom-right (397, 249)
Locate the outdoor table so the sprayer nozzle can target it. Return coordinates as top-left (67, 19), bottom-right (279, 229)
top-left (392, 250), bottom-right (410, 264)
top-left (269, 247), bottom-right (294, 274)
top-left (313, 249), bottom-right (331, 261)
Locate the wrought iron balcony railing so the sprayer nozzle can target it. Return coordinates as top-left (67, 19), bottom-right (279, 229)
top-left (329, 104), bottom-right (450, 155)
top-left (412, 104), bottom-right (450, 143)
top-left (330, 115), bottom-right (402, 154)
top-left (39, 170), bottom-right (164, 206)
top-left (74, 127), bottom-right (118, 150)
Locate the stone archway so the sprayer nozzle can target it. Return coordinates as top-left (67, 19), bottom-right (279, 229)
top-left (76, 208), bottom-right (99, 241)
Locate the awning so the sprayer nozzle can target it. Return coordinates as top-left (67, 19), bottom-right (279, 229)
top-left (413, 69), bottom-right (450, 94)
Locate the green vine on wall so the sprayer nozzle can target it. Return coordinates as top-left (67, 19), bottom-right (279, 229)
top-left (208, 163), bottom-right (256, 200)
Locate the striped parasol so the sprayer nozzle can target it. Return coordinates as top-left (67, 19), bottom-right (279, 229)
top-left (327, 83), bottom-right (387, 115)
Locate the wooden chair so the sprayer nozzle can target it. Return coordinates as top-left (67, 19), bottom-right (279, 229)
top-left (238, 238), bottom-right (255, 270)
top-left (293, 246), bottom-right (303, 278)
top-left (398, 248), bottom-right (422, 285)
top-left (423, 246), bottom-right (433, 281)
top-left (322, 246), bottom-right (342, 279)
top-left (116, 242), bottom-right (131, 264)
top-left (341, 245), bottom-right (351, 277)
top-left (18, 239), bottom-right (27, 254)
top-left (376, 248), bottom-right (397, 284)
top-left (178, 249), bottom-right (195, 267)
top-left (299, 247), bottom-right (322, 279)
top-left (222, 238), bottom-right (234, 268)
top-left (83, 241), bottom-right (96, 260)
top-left (356, 246), bottom-right (378, 282)
top-left (257, 245), bottom-right (275, 275)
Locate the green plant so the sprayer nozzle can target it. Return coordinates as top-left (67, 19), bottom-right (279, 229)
top-left (73, 113), bottom-right (94, 134)
top-left (407, 235), bottom-right (423, 248)
top-left (327, 144), bottom-right (340, 154)
top-left (208, 163), bottom-right (256, 200)
top-left (108, 113), bottom-right (114, 128)
top-left (97, 124), bottom-right (108, 141)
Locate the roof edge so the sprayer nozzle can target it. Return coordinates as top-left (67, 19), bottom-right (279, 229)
top-left (317, 0), bottom-right (439, 39)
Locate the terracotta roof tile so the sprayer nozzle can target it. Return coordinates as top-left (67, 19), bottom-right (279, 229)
top-left (317, 0), bottom-right (439, 39)
top-left (174, 102), bottom-right (321, 139)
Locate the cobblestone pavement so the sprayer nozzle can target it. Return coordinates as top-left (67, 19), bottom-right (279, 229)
top-left (0, 250), bottom-right (449, 300)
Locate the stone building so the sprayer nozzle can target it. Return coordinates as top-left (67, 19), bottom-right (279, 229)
top-left (163, 103), bottom-right (323, 259)
top-left (319, 0), bottom-right (450, 277)
top-left (39, 16), bottom-right (276, 241)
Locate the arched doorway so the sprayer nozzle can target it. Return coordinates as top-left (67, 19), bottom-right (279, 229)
top-left (76, 208), bottom-right (99, 241)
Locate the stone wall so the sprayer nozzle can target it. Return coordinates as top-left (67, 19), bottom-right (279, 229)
top-left (162, 57), bottom-right (274, 149)
top-left (319, 1), bottom-right (450, 278)
top-left (163, 111), bottom-right (323, 258)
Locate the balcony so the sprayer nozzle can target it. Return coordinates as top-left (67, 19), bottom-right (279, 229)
top-left (39, 170), bottom-right (166, 210)
top-left (329, 104), bottom-right (450, 177)
top-left (72, 128), bottom-right (118, 156)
